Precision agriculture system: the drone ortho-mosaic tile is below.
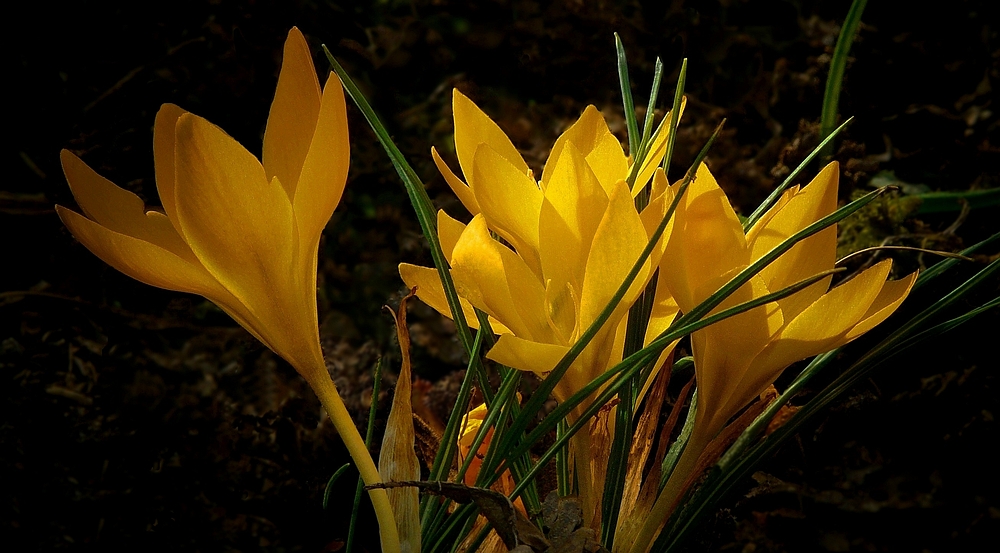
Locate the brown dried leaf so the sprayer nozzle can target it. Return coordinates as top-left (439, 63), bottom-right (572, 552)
top-left (379, 289), bottom-right (421, 552)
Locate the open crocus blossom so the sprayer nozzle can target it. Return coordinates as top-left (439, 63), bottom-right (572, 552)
top-left (400, 90), bottom-right (682, 524)
top-left (630, 161), bottom-right (918, 552)
top-left (57, 28), bottom-right (398, 550)
top-left (402, 89), bottom-right (680, 401)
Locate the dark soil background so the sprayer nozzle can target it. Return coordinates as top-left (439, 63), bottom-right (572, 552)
top-left (4, 0), bottom-right (999, 551)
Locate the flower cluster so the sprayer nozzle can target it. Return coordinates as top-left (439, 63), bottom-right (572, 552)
top-left (403, 91), bottom-right (917, 535)
top-left (58, 26), bottom-right (919, 552)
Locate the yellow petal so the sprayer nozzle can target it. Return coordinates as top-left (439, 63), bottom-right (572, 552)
top-left (739, 260), bottom-right (895, 392)
top-left (747, 162), bottom-right (839, 321)
top-left (587, 133), bottom-right (630, 196)
top-left (841, 269), bottom-right (917, 342)
top-left (57, 206), bottom-right (268, 349)
top-left (262, 27), bottom-right (322, 199)
top-left (578, 181), bottom-right (650, 331)
top-left (631, 99), bottom-right (685, 194)
top-left (780, 260), bottom-right (892, 345)
top-left (542, 105), bottom-right (605, 171)
top-left (293, 72), bottom-right (350, 257)
top-left (539, 141), bottom-right (609, 291)
top-left (451, 216), bottom-right (548, 341)
top-left (471, 143), bottom-right (543, 271)
top-left (437, 210), bottom-right (467, 263)
top-left (453, 89), bottom-right (528, 185)
top-left (544, 279), bottom-right (578, 345)
top-left (431, 146), bottom-right (481, 215)
top-left (733, 271), bottom-right (912, 429)
top-left (398, 263), bottom-right (512, 334)
top-left (58, 206), bottom-right (219, 296)
top-left (487, 333), bottom-right (568, 378)
top-left (645, 278), bottom-right (680, 348)
top-left (635, 286), bottom-right (680, 406)
top-left (152, 103), bottom-right (187, 226)
top-left (692, 271), bottom-right (783, 433)
top-left (638, 169), bottom-right (674, 259)
top-left (173, 113), bottom-right (297, 316)
top-left (60, 150), bottom-right (193, 262)
top-left (660, 162), bottom-right (748, 312)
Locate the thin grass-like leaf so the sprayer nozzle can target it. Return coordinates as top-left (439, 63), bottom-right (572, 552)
top-left (743, 118), bottom-right (852, 231)
top-left (615, 32), bottom-right (640, 157)
top-left (660, 390), bottom-right (697, 491)
top-left (639, 57), bottom-right (665, 154)
top-left (422, 330), bottom-right (485, 533)
top-left (557, 419), bottom-right (572, 496)
top-left (323, 463), bottom-right (351, 510)
top-left (323, 47), bottom-right (475, 354)
top-left (914, 232), bottom-right (998, 290)
top-left (819, 0), bottom-right (868, 157)
top-left (601, 52), bottom-right (677, 536)
top-left (662, 58), bottom-right (688, 179)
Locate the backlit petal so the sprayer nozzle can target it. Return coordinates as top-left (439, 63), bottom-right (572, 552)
top-left (542, 106), bottom-right (619, 186)
top-left (779, 260), bottom-right (892, 345)
top-left (173, 113), bottom-right (297, 316)
top-left (56, 206), bottom-right (248, 318)
top-left (487, 334), bottom-right (568, 378)
top-left (437, 210), bottom-right (467, 263)
top-left (60, 150), bottom-right (194, 262)
top-left (691, 268), bottom-right (784, 434)
top-left (398, 263), bottom-right (511, 334)
top-left (578, 181), bottom-right (651, 331)
top-left (586, 133), bottom-right (630, 196)
top-left (544, 279), bottom-right (579, 344)
top-left (152, 103), bottom-right (187, 226)
top-left (471, 143), bottom-right (543, 269)
top-left (539, 141), bottom-right (608, 291)
top-left (747, 162), bottom-right (839, 320)
top-left (453, 89), bottom-right (528, 184)
top-left (432, 146), bottom-right (481, 215)
top-left (660, 163), bottom-right (748, 311)
top-left (294, 72), bottom-right (350, 255)
top-left (451, 216), bottom-right (539, 338)
top-left (262, 27), bottom-right (322, 199)
top-left (638, 169), bottom-right (674, 260)
top-left (841, 269), bottom-right (917, 342)
top-left (731, 270), bottom-right (915, 421)
top-left (631, 100), bottom-right (685, 194)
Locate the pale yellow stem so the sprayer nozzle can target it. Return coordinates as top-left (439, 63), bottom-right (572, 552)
top-left (309, 372), bottom-right (400, 552)
top-left (572, 428), bottom-right (597, 529)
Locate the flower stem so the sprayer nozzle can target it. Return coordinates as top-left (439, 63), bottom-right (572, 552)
top-left (309, 372), bottom-right (400, 552)
top-left (629, 429), bottom-right (710, 553)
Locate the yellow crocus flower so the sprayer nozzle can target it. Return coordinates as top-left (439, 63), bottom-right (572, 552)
top-left (630, 161), bottom-right (917, 553)
top-left (56, 28), bottom-right (398, 551)
top-left (404, 90), bottom-right (679, 399)
top-left (400, 90), bottom-right (681, 524)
